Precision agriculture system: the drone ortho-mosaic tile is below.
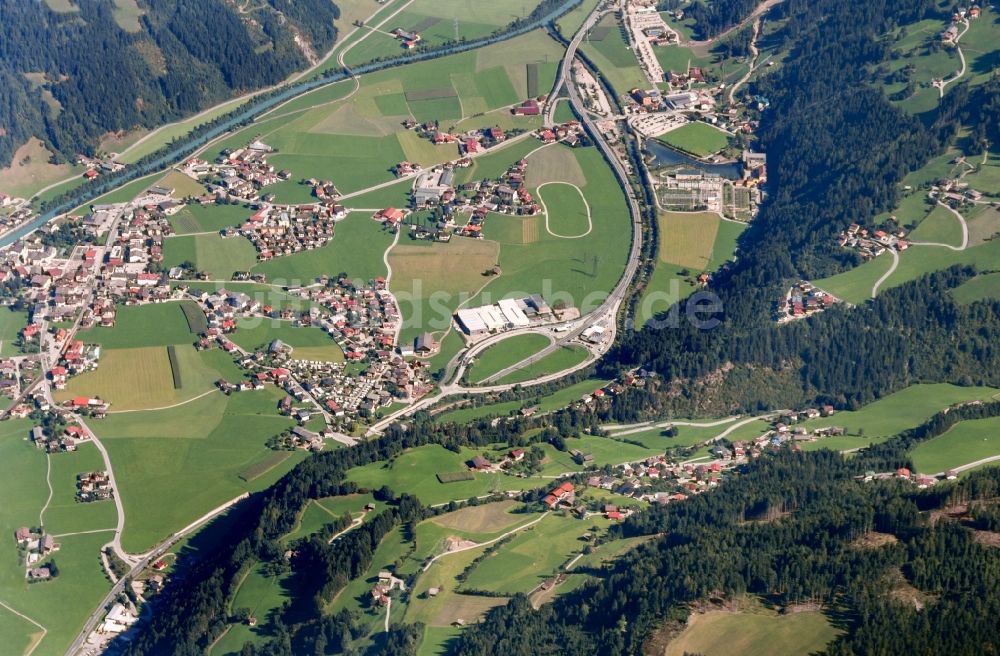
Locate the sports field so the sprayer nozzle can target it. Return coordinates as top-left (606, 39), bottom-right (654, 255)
top-left (655, 122), bottom-right (731, 158)
top-left (662, 607), bottom-right (840, 656)
top-left (76, 301), bottom-right (201, 348)
top-left (96, 388), bottom-right (303, 552)
top-left (538, 182), bottom-right (591, 237)
top-left (467, 334), bottom-right (551, 384)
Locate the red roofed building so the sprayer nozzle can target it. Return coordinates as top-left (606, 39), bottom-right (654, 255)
top-left (606, 511), bottom-right (625, 521)
top-left (514, 99), bottom-right (540, 116)
top-left (463, 139), bottom-right (482, 154)
top-left (374, 208), bottom-right (406, 225)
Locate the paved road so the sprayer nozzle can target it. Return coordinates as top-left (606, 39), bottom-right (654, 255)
top-left (365, 1), bottom-right (647, 436)
top-left (939, 19), bottom-right (970, 97)
top-left (66, 493), bottom-right (249, 655)
top-left (871, 248), bottom-right (900, 299)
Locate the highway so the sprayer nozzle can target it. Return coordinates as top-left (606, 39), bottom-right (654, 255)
top-left (367, 1), bottom-right (647, 435)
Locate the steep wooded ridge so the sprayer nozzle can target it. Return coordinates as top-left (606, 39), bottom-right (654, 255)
top-left (0, 0), bottom-right (340, 166)
top-left (606, 0), bottom-right (1000, 417)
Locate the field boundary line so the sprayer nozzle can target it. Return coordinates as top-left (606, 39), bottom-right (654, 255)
top-left (39, 454), bottom-right (53, 528)
top-left (105, 388), bottom-right (220, 414)
top-left (0, 600), bottom-right (47, 656)
top-left (537, 181), bottom-right (592, 238)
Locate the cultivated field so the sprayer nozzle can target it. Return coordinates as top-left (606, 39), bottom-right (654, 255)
top-left (0, 307), bottom-right (29, 357)
top-left (251, 213), bottom-right (392, 285)
top-left (390, 237), bottom-right (500, 344)
top-left (0, 420), bottom-right (114, 656)
top-left (55, 344), bottom-right (222, 411)
top-left (163, 233), bottom-right (258, 280)
top-left (229, 319), bottom-right (345, 362)
top-left (167, 202), bottom-right (251, 235)
top-left (580, 15), bottom-right (648, 94)
top-left (430, 499), bottom-right (525, 533)
top-left (656, 211), bottom-right (725, 270)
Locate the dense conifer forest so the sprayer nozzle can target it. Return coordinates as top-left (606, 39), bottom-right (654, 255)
top-left (0, 0), bottom-right (340, 166)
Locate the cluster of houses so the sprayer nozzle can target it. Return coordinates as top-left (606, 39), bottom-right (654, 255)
top-left (838, 222), bottom-right (910, 259)
top-left (409, 120), bottom-right (509, 156)
top-left (0, 358), bottom-right (25, 400)
top-left (30, 422), bottom-right (91, 452)
top-left (14, 527), bottom-right (58, 580)
top-left (0, 203), bottom-right (34, 236)
top-left (232, 203), bottom-right (343, 262)
top-left (77, 470), bottom-right (112, 502)
top-left (214, 141), bottom-right (287, 200)
top-left (776, 280), bottom-right (837, 323)
top-left (934, 178), bottom-right (984, 206)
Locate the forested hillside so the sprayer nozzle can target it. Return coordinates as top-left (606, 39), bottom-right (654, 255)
top-left (606, 0), bottom-right (1000, 415)
top-left (0, 0), bottom-right (340, 167)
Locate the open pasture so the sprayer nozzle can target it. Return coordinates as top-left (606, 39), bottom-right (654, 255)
top-left (229, 319), bottom-right (345, 362)
top-left (163, 233), bottom-right (258, 281)
top-left (55, 345), bottom-right (221, 411)
top-left (494, 345), bottom-right (590, 384)
top-left (76, 301), bottom-right (200, 349)
top-left (389, 237), bottom-right (500, 344)
top-left (467, 334), bottom-right (551, 384)
top-left (96, 388), bottom-right (302, 552)
top-left (662, 606), bottom-right (840, 656)
top-left (250, 212), bottom-right (391, 285)
top-left (910, 416), bottom-right (1000, 474)
top-left (167, 202), bottom-right (251, 235)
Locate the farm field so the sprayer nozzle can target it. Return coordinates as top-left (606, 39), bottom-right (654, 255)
top-left (167, 202), bottom-right (253, 235)
top-left (636, 212), bottom-right (743, 325)
top-left (663, 606), bottom-right (840, 656)
top-left (534, 434), bottom-right (661, 475)
top-left (796, 383), bottom-right (1000, 449)
top-left (342, 0), bottom-right (532, 68)
top-left (203, 31), bottom-right (561, 205)
top-left (460, 513), bottom-right (611, 595)
top-left (250, 213), bottom-right (392, 284)
top-left (54, 344), bottom-right (224, 411)
top-left (346, 444), bottom-right (537, 506)
top-left (467, 334), bottom-right (551, 384)
top-left (910, 416), bottom-right (1000, 473)
top-left (655, 122), bottom-right (730, 158)
top-left (494, 345), bottom-right (590, 384)
top-left (76, 301), bottom-right (201, 349)
top-left (390, 237), bottom-right (500, 345)
top-left (0, 307), bottom-right (29, 357)
top-left (228, 319), bottom-right (345, 362)
top-left (96, 387), bottom-right (303, 552)
top-left (819, 235), bottom-right (1000, 300)
top-left (0, 419), bottom-right (114, 656)
top-left (154, 170), bottom-right (205, 198)
top-left (580, 15), bottom-right (648, 95)
top-left (951, 271), bottom-right (1000, 304)
top-left (163, 233), bottom-right (258, 280)
top-left (908, 204), bottom-right (964, 246)
top-left (814, 253), bottom-right (895, 305)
